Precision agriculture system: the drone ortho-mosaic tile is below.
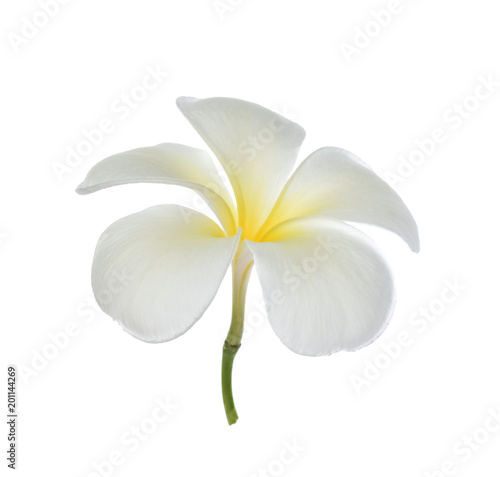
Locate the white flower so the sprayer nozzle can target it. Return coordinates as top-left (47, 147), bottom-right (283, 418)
top-left (77, 96), bottom-right (419, 424)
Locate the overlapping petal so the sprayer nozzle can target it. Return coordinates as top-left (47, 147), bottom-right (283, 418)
top-left (91, 204), bottom-right (241, 343)
top-left (176, 97), bottom-right (306, 237)
top-left (76, 143), bottom-right (237, 234)
top-left (256, 147), bottom-right (419, 252)
top-left (246, 217), bottom-right (395, 356)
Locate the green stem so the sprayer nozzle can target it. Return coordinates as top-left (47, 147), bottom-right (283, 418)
top-left (221, 242), bottom-right (253, 425)
top-left (221, 341), bottom-right (240, 425)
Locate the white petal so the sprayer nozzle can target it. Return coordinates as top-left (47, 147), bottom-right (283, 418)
top-left (246, 217), bottom-right (395, 356)
top-left (92, 205), bottom-right (241, 343)
top-left (259, 147), bottom-right (419, 252)
top-left (176, 96), bottom-right (306, 236)
top-left (76, 143), bottom-right (237, 235)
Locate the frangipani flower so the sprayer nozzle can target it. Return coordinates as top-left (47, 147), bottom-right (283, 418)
top-left (77, 96), bottom-right (419, 425)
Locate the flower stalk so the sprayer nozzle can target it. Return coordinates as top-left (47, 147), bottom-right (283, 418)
top-left (221, 241), bottom-right (254, 425)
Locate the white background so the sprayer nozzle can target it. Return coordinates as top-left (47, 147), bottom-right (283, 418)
top-left (2, 1), bottom-right (500, 476)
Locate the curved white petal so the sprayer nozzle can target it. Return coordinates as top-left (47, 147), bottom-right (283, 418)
top-left (76, 143), bottom-right (236, 235)
top-left (92, 205), bottom-right (241, 343)
top-left (176, 96), bottom-right (306, 237)
top-left (259, 147), bottom-right (419, 252)
top-left (246, 217), bottom-right (395, 356)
